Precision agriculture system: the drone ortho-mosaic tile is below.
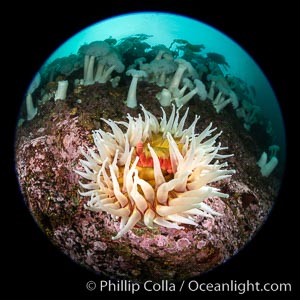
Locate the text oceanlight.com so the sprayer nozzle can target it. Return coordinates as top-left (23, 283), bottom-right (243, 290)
top-left (86, 280), bottom-right (292, 294)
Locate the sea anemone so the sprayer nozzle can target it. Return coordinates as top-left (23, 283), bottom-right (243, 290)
top-left (257, 145), bottom-right (279, 177)
top-left (156, 88), bottom-right (172, 107)
top-left (168, 58), bottom-right (198, 93)
top-left (175, 79), bottom-right (207, 107)
top-left (76, 105), bottom-right (235, 240)
top-left (78, 41), bottom-right (111, 84)
top-left (26, 72), bottom-right (41, 121)
top-left (54, 80), bottom-right (69, 101)
top-left (125, 69), bottom-right (148, 108)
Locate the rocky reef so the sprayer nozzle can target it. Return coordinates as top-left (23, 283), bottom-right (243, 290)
top-left (15, 80), bottom-right (279, 281)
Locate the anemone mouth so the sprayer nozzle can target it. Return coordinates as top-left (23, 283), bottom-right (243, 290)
top-left (76, 104), bottom-right (235, 239)
top-left (135, 132), bottom-right (185, 176)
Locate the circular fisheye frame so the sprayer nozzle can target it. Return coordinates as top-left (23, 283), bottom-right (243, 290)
top-left (15, 12), bottom-right (285, 282)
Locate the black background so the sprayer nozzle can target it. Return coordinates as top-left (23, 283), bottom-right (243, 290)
top-left (4, 1), bottom-right (296, 297)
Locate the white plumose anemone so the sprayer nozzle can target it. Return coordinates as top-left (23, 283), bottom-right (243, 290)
top-left (76, 105), bottom-right (235, 239)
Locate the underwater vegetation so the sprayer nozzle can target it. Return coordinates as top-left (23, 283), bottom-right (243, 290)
top-left (15, 33), bottom-right (282, 281)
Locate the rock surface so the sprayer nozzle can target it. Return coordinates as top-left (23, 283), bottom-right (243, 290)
top-left (15, 82), bottom-right (279, 282)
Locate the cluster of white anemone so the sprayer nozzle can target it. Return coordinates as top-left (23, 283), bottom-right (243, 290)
top-left (76, 105), bottom-right (235, 239)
